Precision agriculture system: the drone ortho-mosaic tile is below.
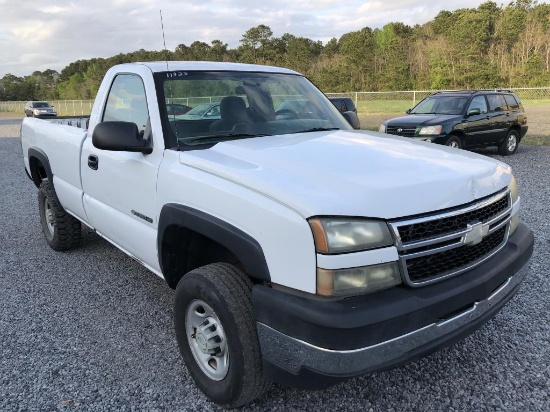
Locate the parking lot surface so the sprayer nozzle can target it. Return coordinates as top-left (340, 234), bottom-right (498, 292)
top-left (1, 120), bottom-right (549, 411)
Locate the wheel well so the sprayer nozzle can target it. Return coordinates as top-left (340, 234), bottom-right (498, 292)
top-left (157, 204), bottom-right (271, 289)
top-left (29, 156), bottom-right (48, 188)
top-left (160, 224), bottom-right (241, 289)
top-left (447, 131), bottom-right (464, 141)
top-left (510, 125), bottom-right (521, 139)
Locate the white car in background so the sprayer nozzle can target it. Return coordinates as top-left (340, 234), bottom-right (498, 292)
top-left (24, 101), bottom-right (57, 117)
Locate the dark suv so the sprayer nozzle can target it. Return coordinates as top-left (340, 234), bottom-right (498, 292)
top-left (328, 97), bottom-right (357, 114)
top-left (380, 90), bottom-right (528, 155)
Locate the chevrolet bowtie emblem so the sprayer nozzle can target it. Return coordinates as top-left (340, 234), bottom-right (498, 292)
top-left (463, 222), bottom-right (489, 246)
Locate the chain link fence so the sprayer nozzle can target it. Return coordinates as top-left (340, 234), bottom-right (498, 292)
top-left (0, 100), bottom-right (95, 116)
top-left (2, 87), bottom-right (549, 116)
top-left (326, 87), bottom-right (550, 114)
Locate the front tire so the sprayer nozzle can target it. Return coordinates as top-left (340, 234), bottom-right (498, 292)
top-left (445, 135), bottom-right (462, 149)
top-left (38, 181), bottom-right (81, 251)
top-left (498, 130), bottom-right (519, 156)
top-left (174, 263), bottom-right (270, 408)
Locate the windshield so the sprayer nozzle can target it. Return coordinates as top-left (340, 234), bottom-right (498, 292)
top-left (157, 71), bottom-right (352, 149)
top-left (411, 96), bottom-right (468, 115)
top-left (33, 102), bottom-right (51, 108)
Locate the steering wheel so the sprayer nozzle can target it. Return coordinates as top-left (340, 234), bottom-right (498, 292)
top-left (275, 109), bottom-right (297, 119)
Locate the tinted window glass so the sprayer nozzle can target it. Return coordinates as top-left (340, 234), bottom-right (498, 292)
top-left (334, 99), bottom-right (346, 111)
top-left (412, 95), bottom-right (468, 115)
top-left (503, 94), bottom-right (520, 110)
top-left (103, 74), bottom-right (149, 133)
top-left (467, 96), bottom-right (488, 114)
top-left (486, 94), bottom-right (507, 112)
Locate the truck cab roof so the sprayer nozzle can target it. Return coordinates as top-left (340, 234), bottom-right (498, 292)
top-left (132, 61), bottom-right (301, 75)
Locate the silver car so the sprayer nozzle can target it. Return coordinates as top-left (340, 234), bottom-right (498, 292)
top-left (25, 101), bottom-right (57, 117)
top-left (176, 102), bottom-right (220, 120)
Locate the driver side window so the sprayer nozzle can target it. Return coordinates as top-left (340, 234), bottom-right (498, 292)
top-left (103, 74), bottom-right (149, 134)
top-left (467, 96), bottom-right (488, 114)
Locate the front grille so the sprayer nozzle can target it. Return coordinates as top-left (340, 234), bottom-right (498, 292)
top-left (386, 126), bottom-right (416, 137)
top-left (399, 195), bottom-right (509, 244)
top-left (406, 226), bottom-right (506, 283)
top-left (389, 190), bottom-right (511, 286)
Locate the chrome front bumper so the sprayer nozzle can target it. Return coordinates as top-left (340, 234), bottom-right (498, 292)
top-left (257, 260), bottom-right (529, 377)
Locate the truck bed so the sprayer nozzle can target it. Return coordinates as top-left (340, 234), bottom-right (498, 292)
top-left (43, 115), bottom-right (90, 130)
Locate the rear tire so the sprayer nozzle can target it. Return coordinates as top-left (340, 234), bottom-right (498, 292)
top-left (498, 130), bottom-right (519, 156)
top-left (174, 263), bottom-right (271, 408)
top-left (445, 136), bottom-right (462, 149)
top-left (38, 181), bottom-right (81, 251)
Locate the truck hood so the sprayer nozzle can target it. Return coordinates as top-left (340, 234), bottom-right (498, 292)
top-left (385, 114), bottom-right (460, 126)
top-left (179, 130), bottom-right (511, 219)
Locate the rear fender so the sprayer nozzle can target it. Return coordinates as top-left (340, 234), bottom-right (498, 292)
top-left (28, 147), bottom-right (53, 188)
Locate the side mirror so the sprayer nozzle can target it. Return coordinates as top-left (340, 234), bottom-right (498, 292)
top-left (406, 109), bottom-right (412, 114)
top-left (342, 111), bottom-right (361, 130)
top-left (92, 121), bottom-right (152, 154)
top-left (467, 108), bottom-right (481, 117)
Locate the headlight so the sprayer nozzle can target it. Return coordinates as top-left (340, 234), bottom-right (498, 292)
top-left (509, 175), bottom-right (520, 234)
top-left (509, 175), bottom-right (519, 204)
top-left (309, 218), bottom-right (394, 254)
top-left (418, 125), bottom-right (442, 135)
top-left (317, 262), bottom-right (402, 296)
top-left (379, 124), bottom-right (386, 133)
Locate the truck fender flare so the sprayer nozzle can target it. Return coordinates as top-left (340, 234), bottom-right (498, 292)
top-left (158, 204), bottom-right (271, 284)
top-left (28, 147), bottom-right (53, 188)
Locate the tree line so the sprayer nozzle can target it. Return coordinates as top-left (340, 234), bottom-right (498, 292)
top-left (1, 0), bottom-right (549, 102)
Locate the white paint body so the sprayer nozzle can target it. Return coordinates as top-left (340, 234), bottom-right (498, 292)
top-left (21, 62), bottom-right (514, 294)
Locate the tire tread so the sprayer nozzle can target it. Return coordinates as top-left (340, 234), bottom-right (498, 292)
top-left (176, 263), bottom-right (271, 408)
top-left (38, 181), bottom-right (81, 251)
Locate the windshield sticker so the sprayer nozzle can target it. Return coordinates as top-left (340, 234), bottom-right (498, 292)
top-left (166, 72), bottom-right (188, 78)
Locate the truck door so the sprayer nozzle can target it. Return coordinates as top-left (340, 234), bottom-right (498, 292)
top-left (81, 73), bottom-right (163, 273)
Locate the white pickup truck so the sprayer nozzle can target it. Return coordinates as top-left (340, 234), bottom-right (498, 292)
top-left (21, 62), bottom-right (533, 408)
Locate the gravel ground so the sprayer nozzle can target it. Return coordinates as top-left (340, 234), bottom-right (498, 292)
top-left (1, 120), bottom-right (549, 411)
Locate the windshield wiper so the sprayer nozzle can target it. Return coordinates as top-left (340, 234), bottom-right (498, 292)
top-left (183, 133), bottom-right (270, 145)
top-left (296, 127), bottom-right (340, 134)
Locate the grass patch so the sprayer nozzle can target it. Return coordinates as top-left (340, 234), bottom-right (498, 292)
top-left (522, 135), bottom-right (550, 146)
top-left (516, 99), bottom-right (550, 107)
top-left (357, 100), bottom-right (412, 115)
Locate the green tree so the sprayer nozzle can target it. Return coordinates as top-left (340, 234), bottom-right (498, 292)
top-left (239, 25), bottom-right (274, 64)
top-left (374, 23), bottom-right (412, 90)
top-left (208, 40), bottom-right (230, 61)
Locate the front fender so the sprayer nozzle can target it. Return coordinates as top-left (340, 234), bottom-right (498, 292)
top-left (158, 204), bottom-right (270, 288)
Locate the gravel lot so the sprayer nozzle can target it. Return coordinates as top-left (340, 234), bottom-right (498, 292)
top-left (1, 119), bottom-right (549, 411)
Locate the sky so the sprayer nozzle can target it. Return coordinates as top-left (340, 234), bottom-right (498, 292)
top-left (0, 0), bottom-right (491, 77)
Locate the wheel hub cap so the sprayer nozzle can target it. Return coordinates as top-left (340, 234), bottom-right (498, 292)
top-left (508, 136), bottom-right (517, 151)
top-left (44, 199), bottom-right (55, 234)
top-left (46, 209), bottom-right (54, 224)
top-left (195, 318), bottom-right (223, 355)
top-left (185, 299), bottom-right (229, 381)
